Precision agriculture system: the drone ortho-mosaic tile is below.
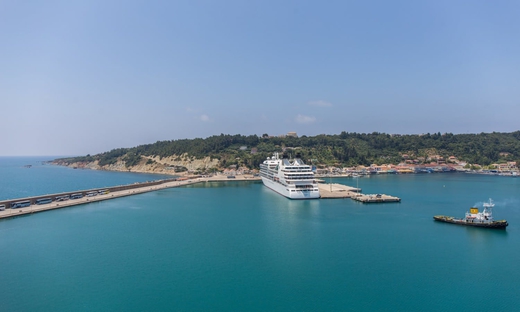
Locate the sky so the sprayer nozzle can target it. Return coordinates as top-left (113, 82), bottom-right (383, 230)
top-left (1, 0), bottom-right (519, 156)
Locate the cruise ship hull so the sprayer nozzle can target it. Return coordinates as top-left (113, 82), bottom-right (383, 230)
top-left (261, 177), bottom-right (320, 200)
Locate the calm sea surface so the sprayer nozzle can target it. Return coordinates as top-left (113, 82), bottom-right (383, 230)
top-left (0, 157), bottom-right (173, 200)
top-left (1, 157), bottom-right (520, 311)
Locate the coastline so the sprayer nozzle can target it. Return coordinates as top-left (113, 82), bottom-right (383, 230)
top-left (51, 159), bottom-right (519, 178)
top-left (6, 159), bottom-right (510, 219)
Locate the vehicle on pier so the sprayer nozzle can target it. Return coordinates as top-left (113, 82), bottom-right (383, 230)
top-left (55, 195), bottom-right (70, 202)
top-left (86, 191), bottom-right (97, 197)
top-left (70, 193), bottom-right (83, 199)
top-left (98, 189), bottom-right (109, 195)
top-left (0, 204), bottom-right (5, 211)
top-left (11, 200), bottom-right (31, 208)
top-left (434, 199), bottom-right (508, 229)
top-left (35, 198), bottom-right (52, 205)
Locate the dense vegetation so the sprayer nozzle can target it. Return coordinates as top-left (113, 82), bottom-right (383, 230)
top-left (56, 131), bottom-right (520, 170)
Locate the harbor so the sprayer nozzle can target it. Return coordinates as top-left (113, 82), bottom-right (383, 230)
top-left (2, 161), bottom-right (518, 312)
top-left (0, 174), bottom-right (402, 220)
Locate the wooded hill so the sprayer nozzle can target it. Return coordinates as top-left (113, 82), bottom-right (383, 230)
top-left (56, 131), bottom-right (520, 170)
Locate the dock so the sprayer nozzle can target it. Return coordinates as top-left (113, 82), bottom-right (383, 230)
top-left (0, 176), bottom-right (400, 220)
top-left (0, 175), bottom-right (260, 220)
top-left (318, 183), bottom-right (361, 198)
top-left (318, 183), bottom-right (400, 203)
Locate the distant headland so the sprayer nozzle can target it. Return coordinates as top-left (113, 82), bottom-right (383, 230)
top-left (52, 131), bottom-right (520, 176)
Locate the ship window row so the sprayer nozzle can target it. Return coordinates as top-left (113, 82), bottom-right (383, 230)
top-left (286, 181), bottom-right (316, 184)
top-left (285, 176), bottom-right (314, 180)
top-left (281, 169), bottom-right (311, 173)
top-left (284, 174), bottom-right (314, 177)
top-left (283, 167), bottom-right (311, 171)
top-left (286, 180), bottom-right (315, 183)
top-left (286, 179), bottom-right (315, 182)
top-left (287, 183), bottom-right (315, 188)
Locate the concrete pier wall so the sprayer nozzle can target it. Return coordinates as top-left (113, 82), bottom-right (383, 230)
top-left (0, 178), bottom-right (177, 209)
top-left (0, 175), bottom-right (255, 219)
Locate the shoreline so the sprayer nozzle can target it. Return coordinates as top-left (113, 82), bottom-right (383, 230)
top-left (49, 159), bottom-right (519, 178)
top-left (1, 170), bottom-right (512, 220)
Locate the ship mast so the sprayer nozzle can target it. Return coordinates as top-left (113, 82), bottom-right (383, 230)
top-left (482, 198), bottom-right (494, 221)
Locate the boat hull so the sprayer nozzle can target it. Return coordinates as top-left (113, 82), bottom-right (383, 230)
top-left (433, 216), bottom-right (508, 229)
top-left (261, 177), bottom-right (320, 200)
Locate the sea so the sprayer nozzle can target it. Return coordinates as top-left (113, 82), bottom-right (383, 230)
top-left (1, 156), bottom-right (519, 311)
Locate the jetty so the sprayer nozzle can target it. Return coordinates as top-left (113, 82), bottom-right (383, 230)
top-left (0, 175), bottom-right (400, 220)
top-left (318, 183), bottom-right (400, 203)
top-left (318, 183), bottom-right (361, 198)
top-left (0, 175), bottom-right (260, 220)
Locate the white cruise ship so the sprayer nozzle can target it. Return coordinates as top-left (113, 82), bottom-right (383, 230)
top-left (259, 153), bottom-right (320, 199)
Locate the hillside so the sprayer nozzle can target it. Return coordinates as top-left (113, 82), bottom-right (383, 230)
top-left (53, 131), bottom-right (520, 174)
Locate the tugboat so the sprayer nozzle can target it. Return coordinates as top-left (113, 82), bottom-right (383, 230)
top-left (434, 199), bottom-right (508, 229)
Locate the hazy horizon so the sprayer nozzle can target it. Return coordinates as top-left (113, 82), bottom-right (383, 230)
top-left (2, 1), bottom-right (519, 156)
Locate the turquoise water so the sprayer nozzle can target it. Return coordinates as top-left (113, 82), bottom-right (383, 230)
top-left (0, 157), bottom-right (173, 200)
top-left (1, 158), bottom-right (520, 311)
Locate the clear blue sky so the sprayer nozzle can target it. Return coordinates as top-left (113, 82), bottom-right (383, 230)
top-left (1, 0), bottom-right (519, 156)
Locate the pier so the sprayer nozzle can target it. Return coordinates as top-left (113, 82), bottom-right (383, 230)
top-left (318, 183), bottom-right (400, 203)
top-left (0, 175), bottom-right (400, 220)
top-left (0, 175), bottom-right (260, 220)
top-left (318, 183), bottom-right (361, 198)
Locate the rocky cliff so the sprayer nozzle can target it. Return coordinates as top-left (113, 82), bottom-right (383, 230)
top-left (53, 154), bottom-right (220, 176)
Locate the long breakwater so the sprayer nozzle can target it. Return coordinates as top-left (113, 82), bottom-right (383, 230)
top-left (0, 174), bottom-right (401, 220)
top-left (0, 177), bottom-right (209, 220)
